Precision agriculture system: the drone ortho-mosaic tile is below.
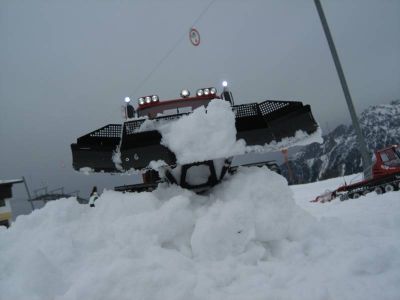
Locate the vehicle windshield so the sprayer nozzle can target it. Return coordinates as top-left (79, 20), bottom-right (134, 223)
top-left (381, 147), bottom-right (400, 167)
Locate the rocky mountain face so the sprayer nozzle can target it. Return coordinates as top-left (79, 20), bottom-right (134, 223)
top-left (280, 100), bottom-right (400, 184)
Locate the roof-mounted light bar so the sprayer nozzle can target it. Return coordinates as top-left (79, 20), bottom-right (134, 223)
top-left (138, 95), bottom-right (159, 106)
top-left (196, 87), bottom-right (217, 97)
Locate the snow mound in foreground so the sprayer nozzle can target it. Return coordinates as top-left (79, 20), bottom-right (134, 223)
top-left (1, 168), bottom-right (400, 300)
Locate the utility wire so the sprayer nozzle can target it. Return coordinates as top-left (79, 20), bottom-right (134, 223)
top-left (130, 0), bottom-right (218, 98)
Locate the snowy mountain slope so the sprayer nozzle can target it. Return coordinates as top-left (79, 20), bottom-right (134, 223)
top-left (1, 169), bottom-right (399, 300)
top-left (281, 100), bottom-right (400, 183)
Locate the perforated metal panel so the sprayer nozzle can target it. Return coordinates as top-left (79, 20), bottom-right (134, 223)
top-left (125, 121), bottom-right (143, 135)
top-left (90, 125), bottom-right (122, 138)
top-left (258, 101), bottom-right (290, 116)
top-left (233, 103), bottom-right (259, 118)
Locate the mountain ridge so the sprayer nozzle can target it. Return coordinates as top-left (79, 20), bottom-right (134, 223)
top-left (280, 100), bottom-right (400, 184)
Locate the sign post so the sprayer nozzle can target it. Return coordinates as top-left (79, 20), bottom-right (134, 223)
top-left (314, 0), bottom-right (372, 179)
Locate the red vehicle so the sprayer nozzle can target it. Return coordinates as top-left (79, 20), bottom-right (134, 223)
top-left (313, 145), bottom-right (400, 202)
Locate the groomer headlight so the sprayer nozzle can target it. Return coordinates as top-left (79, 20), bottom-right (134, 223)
top-left (222, 80), bottom-right (228, 87)
top-left (124, 97), bottom-right (131, 103)
top-left (210, 87), bottom-right (217, 95)
top-left (151, 95), bottom-right (159, 102)
top-left (145, 96), bottom-right (151, 103)
top-left (138, 97), bottom-right (145, 105)
top-left (180, 89), bottom-right (190, 98)
top-left (204, 88), bottom-right (210, 95)
top-left (196, 89), bottom-right (204, 96)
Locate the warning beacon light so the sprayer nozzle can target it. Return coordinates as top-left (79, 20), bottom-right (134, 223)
top-left (221, 81), bottom-right (234, 105)
top-left (124, 97), bottom-right (135, 118)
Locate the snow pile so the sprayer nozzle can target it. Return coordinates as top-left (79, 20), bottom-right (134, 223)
top-left (0, 167), bottom-right (310, 300)
top-left (1, 169), bottom-right (400, 300)
top-left (158, 100), bottom-right (246, 164)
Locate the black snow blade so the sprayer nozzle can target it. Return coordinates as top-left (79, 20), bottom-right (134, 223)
top-left (71, 124), bottom-right (123, 173)
top-left (71, 100), bottom-right (318, 173)
top-left (234, 100), bottom-right (318, 146)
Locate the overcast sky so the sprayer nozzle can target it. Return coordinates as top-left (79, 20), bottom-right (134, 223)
top-left (1, 0), bottom-right (399, 210)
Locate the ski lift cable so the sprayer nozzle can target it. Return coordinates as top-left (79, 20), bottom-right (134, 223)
top-left (130, 0), bottom-right (218, 98)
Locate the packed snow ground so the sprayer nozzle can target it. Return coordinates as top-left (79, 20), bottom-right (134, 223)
top-left (1, 169), bottom-right (399, 300)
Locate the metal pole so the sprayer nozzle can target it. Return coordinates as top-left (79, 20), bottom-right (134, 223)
top-left (314, 0), bottom-right (372, 178)
top-left (22, 176), bottom-right (34, 211)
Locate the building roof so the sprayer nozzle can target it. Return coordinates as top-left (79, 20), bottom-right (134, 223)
top-left (0, 179), bottom-right (24, 186)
